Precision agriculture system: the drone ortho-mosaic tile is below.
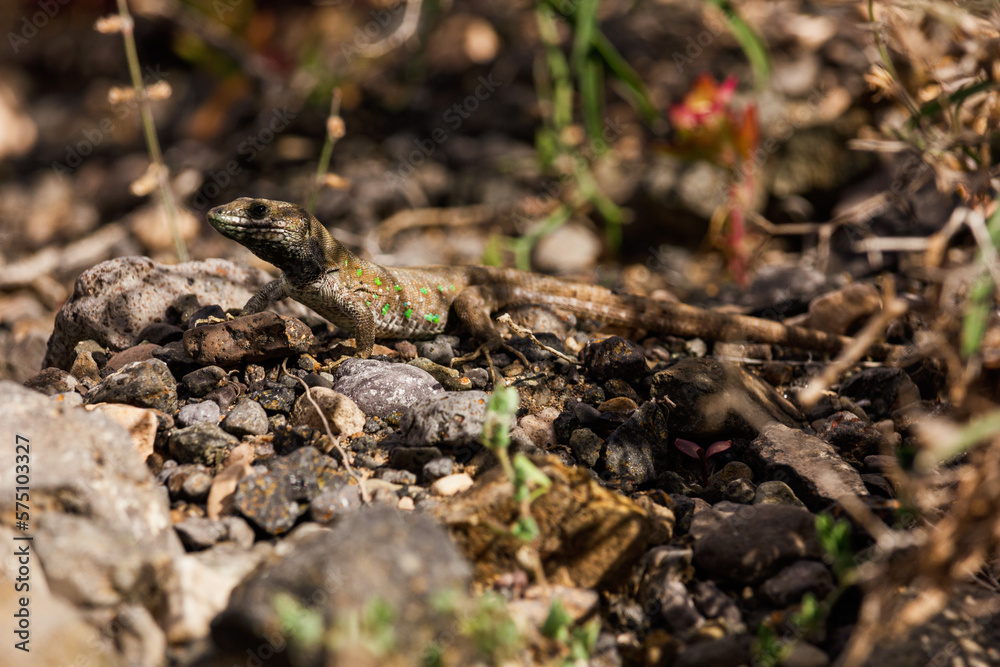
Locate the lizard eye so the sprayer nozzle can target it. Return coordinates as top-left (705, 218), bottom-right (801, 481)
top-left (247, 202), bottom-right (269, 219)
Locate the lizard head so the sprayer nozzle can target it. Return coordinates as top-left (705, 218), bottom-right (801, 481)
top-left (208, 198), bottom-right (348, 279)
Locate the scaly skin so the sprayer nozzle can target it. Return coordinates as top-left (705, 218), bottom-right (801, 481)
top-left (208, 197), bottom-right (892, 359)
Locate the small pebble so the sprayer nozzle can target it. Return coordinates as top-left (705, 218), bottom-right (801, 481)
top-left (430, 473), bottom-right (474, 496)
top-left (176, 400), bottom-right (221, 428)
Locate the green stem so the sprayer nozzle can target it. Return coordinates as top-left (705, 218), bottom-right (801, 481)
top-left (115, 0), bottom-right (186, 261)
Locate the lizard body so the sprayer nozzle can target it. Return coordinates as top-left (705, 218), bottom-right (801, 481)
top-left (208, 198), bottom-right (887, 359)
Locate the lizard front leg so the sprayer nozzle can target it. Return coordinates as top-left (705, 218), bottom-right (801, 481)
top-left (243, 279), bottom-right (288, 314)
top-left (452, 286), bottom-right (503, 350)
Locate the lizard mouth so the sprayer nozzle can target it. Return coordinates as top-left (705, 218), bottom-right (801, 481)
top-left (208, 209), bottom-right (284, 233)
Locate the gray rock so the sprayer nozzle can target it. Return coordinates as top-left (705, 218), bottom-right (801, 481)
top-left (1, 381), bottom-right (172, 541)
top-left (181, 365), bottom-right (227, 397)
top-left (309, 485), bottom-right (363, 523)
top-left (781, 642), bottom-right (830, 667)
top-left (422, 456), bottom-right (454, 482)
top-left (760, 560), bottom-right (834, 607)
top-left (104, 343), bottom-right (162, 373)
top-left (674, 636), bottom-right (751, 667)
top-left (691, 502), bottom-right (823, 583)
top-left (837, 367), bottom-right (921, 422)
top-left (746, 422), bottom-right (867, 511)
top-left (603, 401), bottom-right (670, 486)
top-left (415, 336), bottom-right (456, 366)
top-left (651, 357), bottom-right (802, 438)
top-left (87, 358), bottom-right (178, 413)
top-left (233, 446), bottom-right (346, 535)
top-left (816, 410), bottom-right (888, 466)
top-left (44, 256), bottom-right (310, 370)
top-left (168, 423), bottom-right (238, 466)
top-left (174, 516), bottom-right (256, 551)
top-left (222, 398), bottom-right (269, 437)
top-left (1, 381), bottom-right (180, 659)
top-left (176, 400), bottom-right (221, 428)
top-left (22, 367), bottom-right (80, 395)
top-left (580, 336), bottom-right (648, 384)
top-left (636, 546), bottom-right (704, 636)
top-left (753, 480), bottom-right (806, 507)
top-left (691, 580), bottom-right (744, 632)
top-left (183, 312), bottom-right (314, 366)
top-left (290, 387), bottom-right (365, 436)
top-left (569, 428), bottom-right (603, 468)
top-left (397, 390), bottom-right (511, 449)
top-left (333, 357), bottom-right (445, 418)
top-left (211, 509), bottom-right (472, 664)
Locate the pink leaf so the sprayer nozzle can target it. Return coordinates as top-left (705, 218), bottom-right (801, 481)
top-left (674, 438), bottom-right (703, 459)
top-left (705, 440), bottom-right (732, 458)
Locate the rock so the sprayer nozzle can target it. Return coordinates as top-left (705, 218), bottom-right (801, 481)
top-left (333, 357), bottom-right (445, 418)
top-left (604, 377), bottom-right (641, 403)
top-left (221, 398), bottom-right (269, 437)
top-left (837, 367), bottom-right (920, 422)
top-left (691, 580), bottom-right (744, 632)
top-left (781, 642), bottom-right (830, 667)
top-left (438, 457), bottom-right (651, 588)
top-left (309, 485), bottom-right (363, 523)
top-left (816, 410), bottom-right (889, 466)
top-left (804, 283), bottom-right (882, 335)
top-left (568, 428), bottom-right (603, 467)
top-left (598, 396), bottom-right (639, 415)
top-left (168, 423), bottom-right (238, 466)
top-left (1, 382), bottom-right (172, 541)
top-left (103, 343), bottom-right (162, 373)
top-left (651, 358), bottom-right (802, 438)
top-left (290, 387), bottom-right (365, 436)
top-left (233, 446), bottom-right (345, 535)
top-left (690, 502), bottom-right (823, 583)
top-left (603, 401), bottom-right (671, 486)
top-left (519, 407), bottom-right (560, 448)
top-left (183, 312), bottom-right (314, 366)
top-left (176, 400), bottom-right (221, 428)
top-left (211, 509), bottom-right (472, 664)
top-left (174, 516), bottom-right (255, 551)
top-left (636, 546), bottom-right (704, 636)
top-left (247, 381), bottom-right (296, 414)
top-left (580, 336), bottom-right (649, 384)
top-left (415, 335), bottom-right (456, 365)
top-left (44, 256), bottom-right (306, 370)
top-left (136, 321), bottom-right (184, 346)
top-left (745, 422), bottom-right (867, 511)
top-left (23, 367), bottom-right (80, 395)
top-left (388, 446), bottom-right (443, 473)
top-left (421, 456), bottom-right (454, 482)
top-left (407, 357), bottom-right (473, 391)
top-left (760, 560), bottom-right (834, 607)
top-left (167, 542), bottom-right (270, 643)
top-left (397, 391), bottom-right (506, 449)
top-left (674, 636), bottom-right (751, 667)
top-left (87, 358), bottom-right (178, 413)
top-left (0, 539), bottom-right (124, 666)
top-left (431, 473), bottom-right (474, 496)
top-left (88, 402), bottom-right (161, 460)
top-left (181, 365), bottom-right (228, 397)
top-left (753, 480), bottom-right (806, 507)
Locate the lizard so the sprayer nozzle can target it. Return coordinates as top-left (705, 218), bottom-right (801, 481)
top-left (207, 197), bottom-right (897, 362)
